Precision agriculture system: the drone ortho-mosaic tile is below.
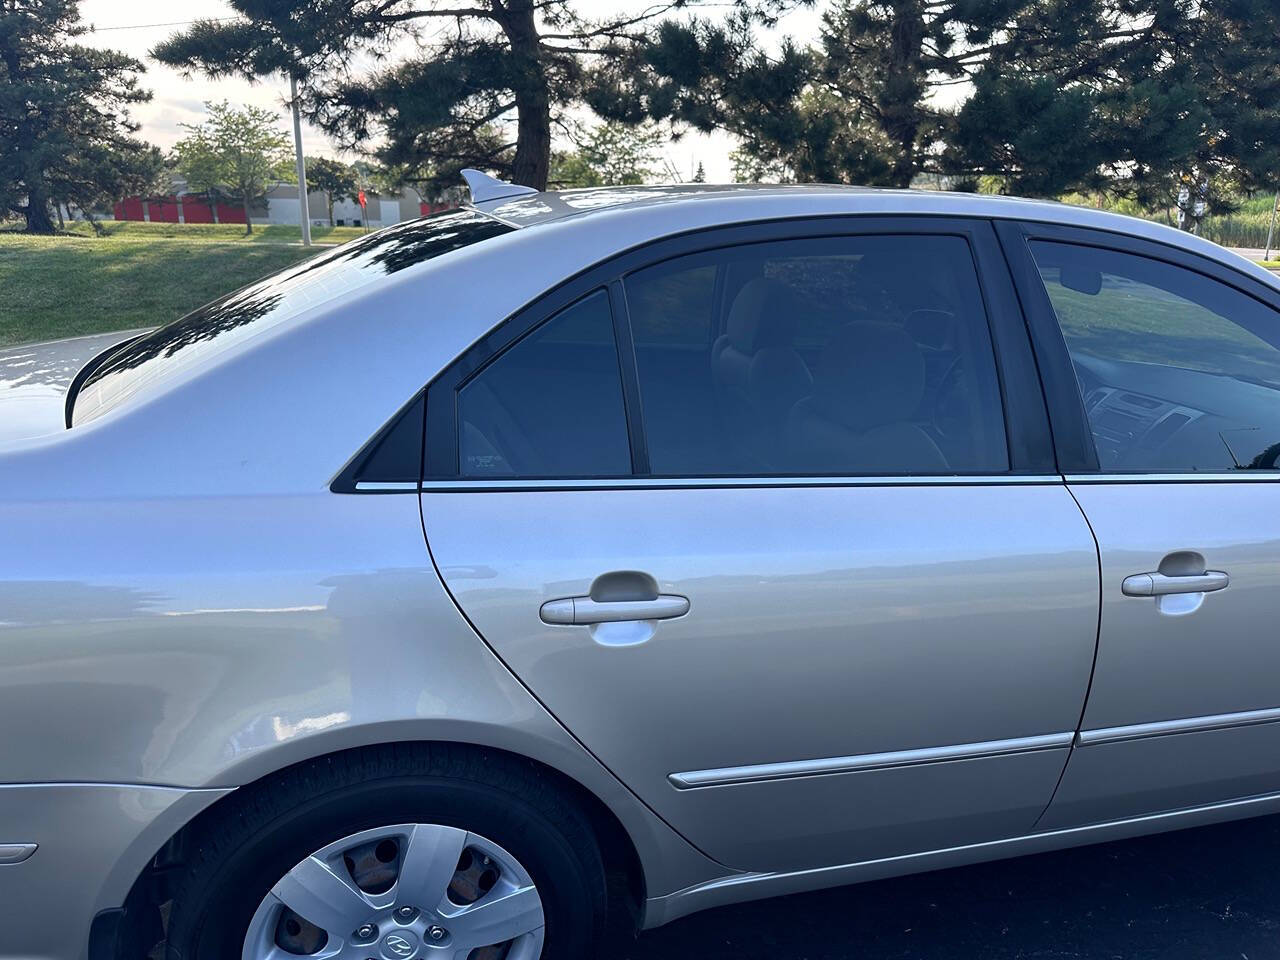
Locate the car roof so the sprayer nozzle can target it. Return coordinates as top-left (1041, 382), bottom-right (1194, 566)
top-left (474, 182), bottom-right (1278, 291)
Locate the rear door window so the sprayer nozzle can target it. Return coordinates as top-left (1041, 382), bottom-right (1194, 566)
top-left (623, 235), bottom-right (1009, 476)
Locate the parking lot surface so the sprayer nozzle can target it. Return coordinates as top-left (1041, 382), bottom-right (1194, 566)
top-left (625, 814), bottom-right (1280, 959)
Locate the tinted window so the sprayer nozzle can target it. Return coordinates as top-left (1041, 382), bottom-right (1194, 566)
top-left (1030, 241), bottom-right (1280, 472)
top-left (457, 290), bottom-right (631, 477)
top-left (71, 209), bottom-right (512, 426)
top-left (623, 235), bottom-right (1008, 475)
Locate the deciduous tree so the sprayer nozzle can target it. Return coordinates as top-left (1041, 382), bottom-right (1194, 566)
top-left (306, 156), bottom-right (357, 225)
top-left (171, 102), bottom-right (292, 234)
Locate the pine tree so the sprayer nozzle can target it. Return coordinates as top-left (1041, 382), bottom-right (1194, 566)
top-left (946, 0), bottom-right (1280, 214)
top-left (155, 2), bottom-right (794, 193)
top-left (1, 0), bottom-right (162, 233)
top-left (598, 2), bottom-right (1046, 188)
top-left (614, 0), bottom-right (1278, 205)
top-left (943, 0), bottom-right (1207, 199)
top-left (588, 12), bottom-right (814, 181)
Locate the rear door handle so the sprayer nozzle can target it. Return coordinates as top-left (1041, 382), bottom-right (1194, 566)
top-left (540, 595), bottom-right (690, 625)
top-left (1122, 571), bottom-right (1229, 597)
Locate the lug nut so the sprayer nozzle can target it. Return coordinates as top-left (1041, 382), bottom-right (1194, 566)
top-left (427, 925), bottom-right (447, 941)
top-left (395, 905), bottom-right (418, 922)
top-left (354, 923), bottom-right (377, 940)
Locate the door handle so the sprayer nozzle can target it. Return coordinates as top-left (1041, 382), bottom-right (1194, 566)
top-left (1122, 570), bottom-right (1229, 597)
top-left (540, 595), bottom-right (690, 626)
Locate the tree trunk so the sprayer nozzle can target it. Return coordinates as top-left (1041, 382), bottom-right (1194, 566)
top-left (23, 176), bottom-right (55, 234)
top-left (328, 194), bottom-right (334, 226)
top-left (242, 195), bottom-right (253, 235)
top-left (498, 1), bottom-right (551, 190)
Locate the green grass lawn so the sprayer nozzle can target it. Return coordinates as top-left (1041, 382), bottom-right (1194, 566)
top-left (3, 219), bottom-right (370, 245)
top-left (0, 231), bottom-right (326, 345)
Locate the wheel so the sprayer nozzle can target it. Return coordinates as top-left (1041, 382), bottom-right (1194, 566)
top-left (164, 746), bottom-right (611, 960)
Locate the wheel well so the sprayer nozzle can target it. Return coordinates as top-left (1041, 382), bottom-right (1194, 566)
top-left (105, 741), bottom-right (646, 958)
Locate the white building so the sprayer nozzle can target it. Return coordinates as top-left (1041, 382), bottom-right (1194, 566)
top-left (262, 184), bottom-right (454, 228)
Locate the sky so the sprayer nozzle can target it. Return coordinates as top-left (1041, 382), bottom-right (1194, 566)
top-left (79, 0), bottom-right (827, 185)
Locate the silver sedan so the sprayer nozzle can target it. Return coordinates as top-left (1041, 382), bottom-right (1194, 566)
top-left (3, 172), bottom-right (1280, 960)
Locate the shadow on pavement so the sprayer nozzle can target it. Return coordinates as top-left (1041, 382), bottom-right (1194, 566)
top-left (625, 814), bottom-right (1280, 959)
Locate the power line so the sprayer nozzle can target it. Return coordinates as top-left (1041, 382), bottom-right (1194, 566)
top-left (90, 17), bottom-right (238, 32)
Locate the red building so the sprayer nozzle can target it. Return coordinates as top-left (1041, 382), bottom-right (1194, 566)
top-left (112, 195), bottom-right (249, 224)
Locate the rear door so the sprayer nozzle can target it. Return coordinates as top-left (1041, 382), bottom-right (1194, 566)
top-left (999, 221), bottom-right (1280, 829)
top-left (422, 217), bottom-right (1100, 873)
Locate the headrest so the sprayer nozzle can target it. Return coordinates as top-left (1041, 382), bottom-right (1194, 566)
top-left (812, 323), bottom-right (926, 433)
top-left (726, 278), bottom-right (802, 353)
top-left (853, 248), bottom-right (929, 313)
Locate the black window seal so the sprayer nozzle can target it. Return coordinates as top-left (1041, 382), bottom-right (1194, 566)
top-left (330, 389), bottom-right (426, 494)
top-left (423, 213), bottom-right (1054, 483)
top-left (994, 217), bottom-right (1280, 475)
top-left (608, 279), bottom-right (651, 474)
top-left (64, 333), bottom-right (146, 429)
top-left (430, 285), bottom-right (621, 479)
top-left (964, 221), bottom-right (1057, 475)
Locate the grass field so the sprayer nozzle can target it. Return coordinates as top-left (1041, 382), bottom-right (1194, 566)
top-left (0, 230), bottom-right (327, 345)
top-left (16, 219), bottom-right (370, 244)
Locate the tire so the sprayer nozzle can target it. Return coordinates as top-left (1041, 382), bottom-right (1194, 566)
top-left (164, 744), bottom-right (612, 960)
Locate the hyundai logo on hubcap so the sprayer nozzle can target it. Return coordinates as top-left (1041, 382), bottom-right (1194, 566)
top-left (381, 931), bottom-right (419, 959)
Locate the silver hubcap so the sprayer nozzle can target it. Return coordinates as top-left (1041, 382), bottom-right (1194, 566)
top-left (241, 823), bottom-right (545, 960)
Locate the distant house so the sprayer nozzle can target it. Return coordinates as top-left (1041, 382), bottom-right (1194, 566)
top-left (113, 176), bottom-right (457, 227)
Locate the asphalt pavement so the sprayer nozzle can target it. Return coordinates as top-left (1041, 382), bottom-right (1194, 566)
top-left (624, 814), bottom-right (1280, 959)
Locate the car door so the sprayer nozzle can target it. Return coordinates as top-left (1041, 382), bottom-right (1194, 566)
top-left (421, 217), bottom-right (1100, 874)
top-left (997, 221), bottom-right (1280, 830)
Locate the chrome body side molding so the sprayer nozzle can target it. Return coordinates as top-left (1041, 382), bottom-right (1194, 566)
top-left (669, 732), bottom-right (1075, 789)
top-left (1066, 472), bottom-right (1280, 483)
top-left (1077, 705), bottom-right (1280, 746)
top-left (421, 474), bottom-right (1059, 493)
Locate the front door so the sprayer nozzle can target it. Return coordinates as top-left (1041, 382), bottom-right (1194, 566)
top-left (1001, 224), bottom-right (1280, 830)
top-left (423, 219), bottom-right (1100, 873)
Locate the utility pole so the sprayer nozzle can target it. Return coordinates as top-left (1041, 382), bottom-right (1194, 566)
top-left (290, 74), bottom-right (312, 247)
top-left (1266, 190), bottom-right (1279, 262)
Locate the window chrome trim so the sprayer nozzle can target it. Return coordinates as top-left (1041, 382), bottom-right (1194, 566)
top-left (420, 474), bottom-right (1060, 493)
top-left (1078, 706), bottom-right (1280, 747)
top-left (668, 732), bottom-right (1074, 790)
top-left (352, 481), bottom-right (419, 493)
top-left (1065, 473), bottom-right (1280, 484)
